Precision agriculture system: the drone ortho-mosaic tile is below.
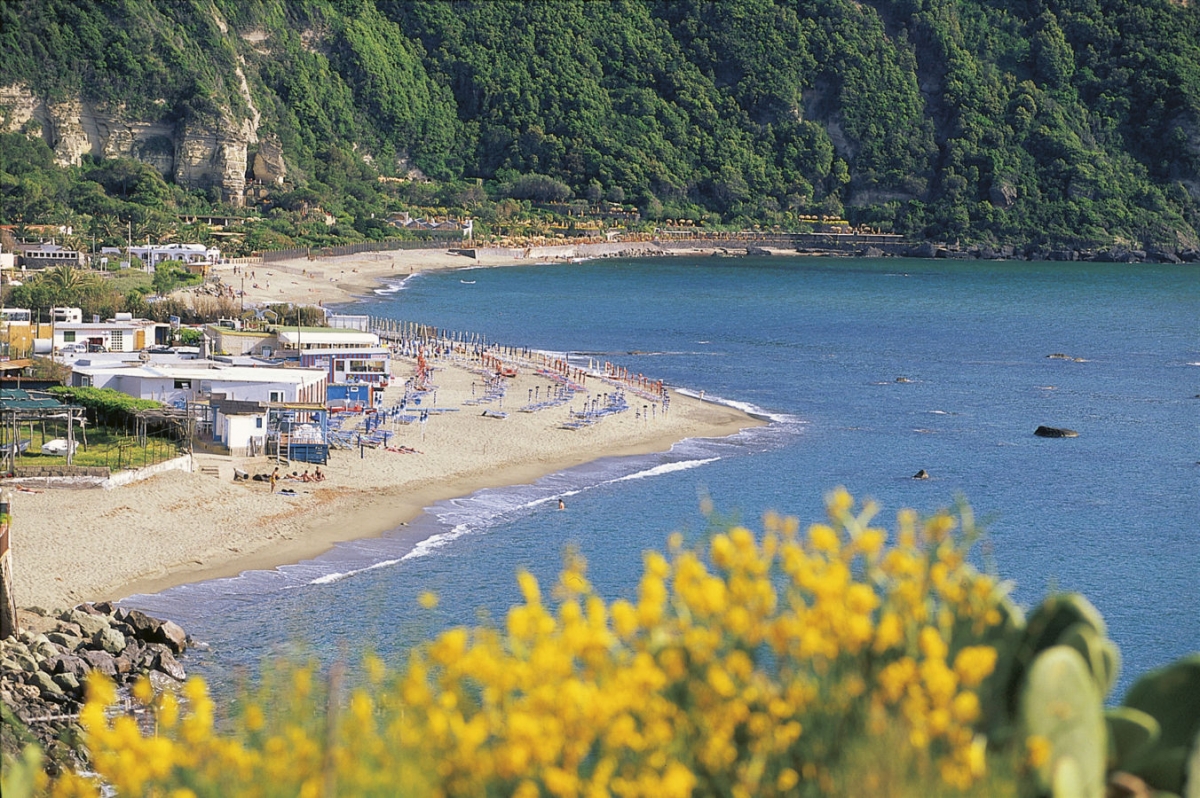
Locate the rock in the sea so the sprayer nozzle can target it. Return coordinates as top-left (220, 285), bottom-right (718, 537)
top-left (1034, 425), bottom-right (1078, 438)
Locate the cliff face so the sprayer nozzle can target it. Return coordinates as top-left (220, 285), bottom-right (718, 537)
top-left (0, 83), bottom-right (270, 207)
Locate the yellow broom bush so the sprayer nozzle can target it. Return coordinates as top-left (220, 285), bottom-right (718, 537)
top-left (49, 489), bottom-right (1010, 797)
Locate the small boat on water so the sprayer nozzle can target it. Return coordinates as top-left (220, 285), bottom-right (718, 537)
top-left (460, 279), bottom-right (476, 284)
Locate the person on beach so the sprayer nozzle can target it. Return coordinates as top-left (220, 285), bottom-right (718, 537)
top-left (269, 467), bottom-right (279, 493)
top-left (314, 466), bottom-right (324, 482)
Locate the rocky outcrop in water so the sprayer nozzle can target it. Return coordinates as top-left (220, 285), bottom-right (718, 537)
top-left (0, 604), bottom-right (189, 770)
top-left (1034, 425), bottom-right (1079, 438)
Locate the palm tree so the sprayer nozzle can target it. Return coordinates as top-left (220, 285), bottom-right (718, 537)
top-left (95, 215), bottom-right (124, 247)
top-left (44, 263), bottom-right (95, 293)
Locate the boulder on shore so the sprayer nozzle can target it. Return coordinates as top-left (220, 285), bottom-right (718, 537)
top-left (1, 604), bottom-right (190, 772)
top-left (1034, 425), bottom-right (1078, 438)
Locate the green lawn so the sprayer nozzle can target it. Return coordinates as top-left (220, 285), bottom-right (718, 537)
top-left (3, 426), bottom-right (180, 471)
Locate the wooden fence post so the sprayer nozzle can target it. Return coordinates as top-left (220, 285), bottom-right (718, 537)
top-left (1, 488), bottom-right (17, 638)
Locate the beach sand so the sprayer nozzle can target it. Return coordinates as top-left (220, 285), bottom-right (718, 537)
top-left (226, 248), bottom-right (484, 307)
top-left (11, 249), bottom-right (764, 611)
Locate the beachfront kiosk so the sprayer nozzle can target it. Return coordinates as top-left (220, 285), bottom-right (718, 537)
top-left (266, 404), bottom-right (330, 465)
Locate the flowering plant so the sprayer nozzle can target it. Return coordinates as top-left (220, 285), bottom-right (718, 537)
top-left (50, 490), bottom-right (1008, 797)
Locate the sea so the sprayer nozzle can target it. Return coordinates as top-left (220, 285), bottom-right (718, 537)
top-left (125, 256), bottom-right (1199, 702)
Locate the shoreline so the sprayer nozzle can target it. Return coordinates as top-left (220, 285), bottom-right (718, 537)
top-left (12, 246), bottom-right (766, 610)
top-left (110, 405), bottom-right (751, 602)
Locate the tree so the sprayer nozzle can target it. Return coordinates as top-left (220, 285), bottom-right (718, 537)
top-left (151, 260), bottom-right (193, 296)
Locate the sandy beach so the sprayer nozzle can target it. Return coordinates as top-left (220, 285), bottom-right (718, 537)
top-left (10, 247), bottom-right (764, 612)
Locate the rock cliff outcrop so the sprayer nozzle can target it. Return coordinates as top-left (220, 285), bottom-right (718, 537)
top-left (0, 83), bottom-right (263, 206)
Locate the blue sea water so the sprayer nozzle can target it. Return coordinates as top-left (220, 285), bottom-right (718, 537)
top-left (126, 257), bottom-right (1199, 701)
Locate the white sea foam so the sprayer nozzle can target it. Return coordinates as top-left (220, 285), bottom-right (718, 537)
top-left (373, 274), bottom-right (421, 294)
top-left (309, 557), bottom-right (403, 585)
top-left (611, 457), bottom-right (720, 482)
top-left (674, 388), bottom-right (801, 425)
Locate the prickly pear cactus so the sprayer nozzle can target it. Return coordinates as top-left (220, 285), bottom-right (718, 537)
top-left (1060, 621), bottom-right (1121, 698)
top-left (974, 592), bottom-right (1027, 736)
top-left (1186, 728), bottom-right (1199, 798)
top-left (1022, 594), bottom-right (1107, 661)
top-left (1105, 706), bottom-right (1160, 772)
top-left (1122, 654), bottom-right (1200, 794)
top-left (1006, 593), bottom-right (1109, 722)
top-left (1020, 645), bottom-right (1106, 798)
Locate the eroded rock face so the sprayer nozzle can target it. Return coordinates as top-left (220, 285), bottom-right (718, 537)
top-left (0, 83), bottom-right (41, 132)
top-left (175, 118), bottom-right (248, 206)
top-left (252, 135), bottom-right (287, 185)
top-left (0, 82), bottom-right (253, 205)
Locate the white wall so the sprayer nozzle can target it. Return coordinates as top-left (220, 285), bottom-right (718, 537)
top-left (220, 413), bottom-right (266, 455)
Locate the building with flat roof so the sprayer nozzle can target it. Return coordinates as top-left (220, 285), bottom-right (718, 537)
top-left (53, 316), bottom-right (169, 353)
top-left (18, 243), bottom-right (83, 269)
top-left (70, 362), bottom-right (328, 406)
top-left (128, 243), bottom-right (221, 270)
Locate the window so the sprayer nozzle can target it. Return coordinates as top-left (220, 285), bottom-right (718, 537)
top-left (269, 390), bottom-right (284, 403)
top-left (347, 359), bottom-right (385, 374)
top-left (174, 380), bottom-right (191, 389)
top-left (63, 331), bottom-right (76, 342)
top-left (255, 417), bottom-right (263, 429)
top-left (110, 330), bottom-right (123, 350)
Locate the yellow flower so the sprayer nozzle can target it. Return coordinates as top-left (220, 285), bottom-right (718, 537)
top-left (828, 486), bottom-right (853, 515)
top-left (951, 691), bottom-right (981, 725)
top-left (808, 523), bottom-right (840, 553)
top-left (662, 762), bottom-right (696, 798)
top-left (131, 675), bottom-right (154, 705)
top-left (518, 570), bottom-right (541, 605)
top-left (1026, 734), bottom-right (1052, 768)
top-left (953, 645), bottom-right (998, 688)
top-left (919, 626), bottom-right (948, 661)
top-left (874, 612), bottom-right (904, 653)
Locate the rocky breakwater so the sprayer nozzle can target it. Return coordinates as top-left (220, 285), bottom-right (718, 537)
top-left (0, 603), bottom-right (189, 768)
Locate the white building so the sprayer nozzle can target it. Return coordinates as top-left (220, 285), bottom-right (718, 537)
top-left (53, 315), bottom-right (166, 353)
top-left (300, 347), bottom-right (391, 384)
top-left (274, 327), bottom-right (379, 354)
top-left (128, 243), bottom-right (221, 270)
top-left (51, 307), bottom-right (83, 324)
top-left (70, 362), bottom-right (328, 406)
top-left (205, 324), bottom-right (380, 358)
top-left (211, 396), bottom-right (269, 457)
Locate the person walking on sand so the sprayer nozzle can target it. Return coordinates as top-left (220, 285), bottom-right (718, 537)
top-left (270, 467), bottom-right (279, 493)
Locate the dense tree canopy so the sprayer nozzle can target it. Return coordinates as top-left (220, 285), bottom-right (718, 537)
top-left (1, 0), bottom-right (1197, 248)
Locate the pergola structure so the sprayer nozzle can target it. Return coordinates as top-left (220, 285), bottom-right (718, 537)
top-left (1, 389), bottom-right (85, 472)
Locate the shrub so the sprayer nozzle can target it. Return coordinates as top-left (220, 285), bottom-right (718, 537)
top-left (48, 490), bottom-right (1020, 796)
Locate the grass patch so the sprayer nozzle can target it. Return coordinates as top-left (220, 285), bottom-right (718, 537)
top-left (4, 426), bottom-right (180, 471)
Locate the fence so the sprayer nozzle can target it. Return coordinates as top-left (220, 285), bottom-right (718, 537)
top-left (260, 236), bottom-right (465, 263)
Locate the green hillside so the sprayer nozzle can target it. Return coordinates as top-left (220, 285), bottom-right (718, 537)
top-left (2, 0), bottom-right (1198, 249)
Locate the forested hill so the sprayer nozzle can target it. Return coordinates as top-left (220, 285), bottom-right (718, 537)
top-left (2, 0), bottom-right (1199, 249)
